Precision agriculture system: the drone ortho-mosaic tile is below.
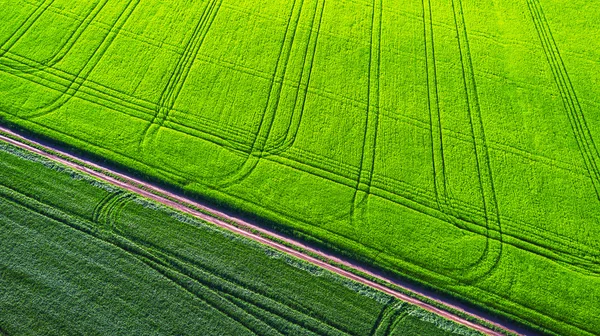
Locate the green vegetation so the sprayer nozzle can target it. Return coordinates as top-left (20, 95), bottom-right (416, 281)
top-left (0, 0), bottom-right (598, 334)
top-left (0, 142), bottom-right (477, 335)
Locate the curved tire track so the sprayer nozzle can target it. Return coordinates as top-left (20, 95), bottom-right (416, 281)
top-left (0, 127), bottom-right (521, 336)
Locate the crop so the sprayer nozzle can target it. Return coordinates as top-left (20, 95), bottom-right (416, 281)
top-left (0, 142), bottom-right (477, 335)
top-left (0, 0), bottom-right (598, 335)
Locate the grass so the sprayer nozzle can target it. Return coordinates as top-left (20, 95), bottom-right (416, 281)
top-left (0, 142), bottom-right (480, 335)
top-left (0, 0), bottom-right (599, 334)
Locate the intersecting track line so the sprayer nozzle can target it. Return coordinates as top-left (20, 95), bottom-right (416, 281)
top-left (1, 1), bottom-right (596, 276)
top-left (2, 91), bottom-right (599, 277)
top-left (262, 0), bottom-right (326, 156)
top-left (526, 0), bottom-right (600, 200)
top-left (0, 185), bottom-right (269, 336)
top-left (2, 70), bottom-right (596, 268)
top-left (0, 53), bottom-right (257, 150)
top-left (351, 0), bottom-right (383, 219)
top-left (106, 195), bottom-right (355, 335)
top-left (0, 0), bottom-right (56, 58)
top-left (370, 301), bottom-right (407, 336)
top-left (2, 49), bottom-right (593, 185)
top-left (1, 34), bottom-right (595, 180)
top-left (443, 0), bottom-right (503, 284)
top-left (0, 130), bottom-right (510, 336)
top-left (3, 48), bottom-right (593, 184)
top-left (421, 0), bottom-right (499, 284)
top-left (2, 182), bottom-right (356, 336)
top-left (105, 203), bottom-right (356, 336)
top-left (3, 126), bottom-right (597, 333)
top-left (141, 0), bottom-right (223, 144)
top-left (8, 0), bottom-right (141, 120)
top-left (202, 0), bottom-right (310, 186)
top-left (0, 0), bottom-right (109, 75)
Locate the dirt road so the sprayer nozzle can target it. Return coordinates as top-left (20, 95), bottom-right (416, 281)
top-left (0, 126), bottom-right (520, 336)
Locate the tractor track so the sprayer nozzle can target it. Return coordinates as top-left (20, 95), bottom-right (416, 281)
top-left (0, 126), bottom-right (524, 336)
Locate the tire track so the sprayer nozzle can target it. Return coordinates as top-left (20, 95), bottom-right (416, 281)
top-left (422, 0), bottom-right (500, 283)
top-left (0, 133), bottom-right (513, 335)
top-left (262, 0), bottom-right (327, 156)
top-left (18, 128), bottom-right (588, 334)
top-left (4, 44), bottom-right (592, 181)
top-left (0, 53), bottom-right (255, 151)
top-left (422, 0), bottom-right (475, 229)
top-left (1, 1), bottom-right (596, 276)
top-left (11, 0), bottom-right (140, 119)
top-left (370, 301), bottom-right (406, 336)
top-left (5, 46), bottom-right (593, 187)
top-left (5, 179), bottom-right (354, 336)
top-left (351, 0), bottom-right (383, 217)
top-left (0, 0), bottom-right (55, 58)
top-left (141, 0), bottom-right (223, 144)
top-left (87, 187), bottom-right (358, 335)
top-left (203, 0), bottom-right (309, 187)
top-left (111, 225), bottom-right (356, 336)
top-left (1, 0), bottom-right (108, 75)
top-left (526, 0), bottom-right (600, 200)
top-left (91, 190), bottom-right (121, 224)
top-left (2, 95), bottom-right (593, 276)
top-left (445, 0), bottom-right (503, 284)
top-left (4, 49), bottom-right (594, 191)
top-left (2, 109), bottom-right (598, 278)
top-left (0, 184), bottom-right (276, 336)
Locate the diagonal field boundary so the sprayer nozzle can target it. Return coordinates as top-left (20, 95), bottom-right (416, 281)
top-left (0, 126), bottom-right (516, 336)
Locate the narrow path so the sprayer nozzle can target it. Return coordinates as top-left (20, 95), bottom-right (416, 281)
top-left (0, 126), bottom-right (520, 336)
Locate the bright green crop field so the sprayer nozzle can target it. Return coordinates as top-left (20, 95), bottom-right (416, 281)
top-left (0, 0), bottom-right (599, 334)
top-left (0, 142), bottom-right (478, 335)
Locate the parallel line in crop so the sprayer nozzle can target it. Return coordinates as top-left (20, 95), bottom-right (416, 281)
top-left (369, 301), bottom-right (395, 336)
top-left (381, 310), bottom-right (409, 336)
top-left (351, 0), bottom-right (383, 216)
top-left (0, 52), bottom-right (258, 150)
top-left (109, 220), bottom-right (357, 336)
top-left (0, 0), bottom-right (55, 58)
top-left (370, 301), bottom-right (408, 336)
top-left (445, 0), bottom-right (503, 284)
top-left (16, 0), bottom-right (449, 79)
top-left (1, 0), bottom-right (109, 75)
top-left (2, 141), bottom-right (596, 336)
top-left (262, 0), bottom-right (327, 156)
top-left (92, 190), bottom-right (124, 224)
top-left (6, 0), bottom-right (141, 120)
top-left (2, 11), bottom-right (596, 276)
top-left (205, 0), bottom-right (313, 187)
top-left (2, 82), bottom-right (596, 274)
top-left (375, 174), bottom-right (600, 263)
top-left (422, 0), bottom-right (473, 236)
top-left (0, 183), bottom-right (358, 336)
top-left (419, 0), bottom-right (502, 284)
top-left (4, 49), bottom-right (590, 183)
top-left (142, 0), bottom-right (223, 142)
top-left (3, 87), bottom-right (599, 277)
top-left (2, 24), bottom-right (592, 180)
top-left (526, 0), bottom-right (600, 201)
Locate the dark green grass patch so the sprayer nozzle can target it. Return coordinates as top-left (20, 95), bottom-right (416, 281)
top-left (0, 142), bottom-right (477, 335)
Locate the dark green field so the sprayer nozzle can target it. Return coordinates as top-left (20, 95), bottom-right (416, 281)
top-left (0, 142), bottom-right (478, 335)
top-left (1, 0), bottom-right (599, 334)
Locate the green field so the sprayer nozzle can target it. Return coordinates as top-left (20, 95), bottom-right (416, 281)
top-left (1, 0), bottom-right (599, 334)
top-left (0, 142), bottom-right (479, 335)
